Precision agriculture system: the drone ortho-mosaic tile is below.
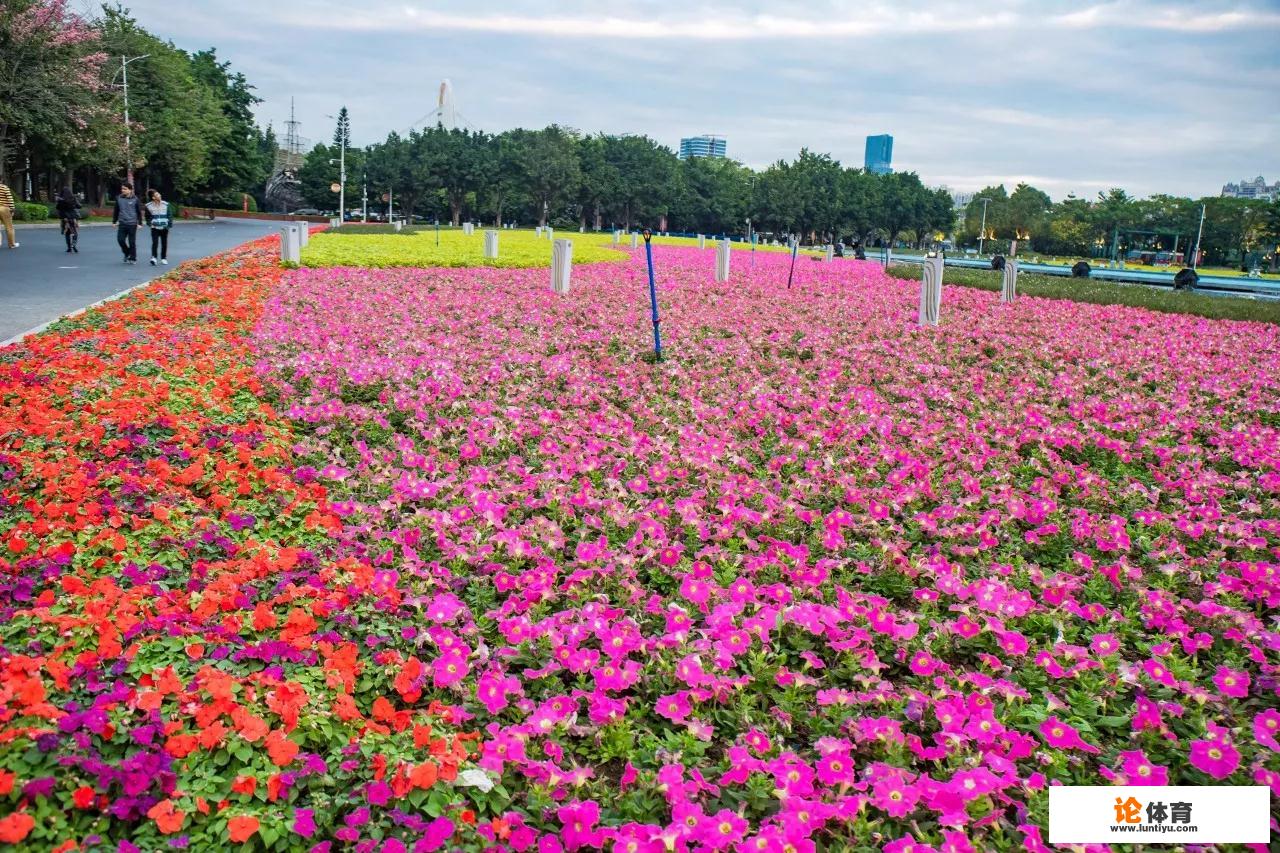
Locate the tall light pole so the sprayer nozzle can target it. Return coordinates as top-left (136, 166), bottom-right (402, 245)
top-left (977, 197), bottom-right (991, 256)
top-left (115, 55), bottom-right (150, 183)
top-left (1191, 203), bottom-right (1206, 270)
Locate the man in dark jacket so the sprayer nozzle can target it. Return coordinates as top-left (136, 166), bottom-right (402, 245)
top-left (112, 182), bottom-right (143, 263)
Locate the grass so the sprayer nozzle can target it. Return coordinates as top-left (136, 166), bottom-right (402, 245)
top-left (301, 228), bottom-right (628, 268)
top-left (885, 263), bottom-right (1280, 324)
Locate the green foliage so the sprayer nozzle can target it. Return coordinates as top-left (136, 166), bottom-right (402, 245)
top-left (885, 263), bottom-right (1280, 324)
top-left (13, 201), bottom-right (49, 220)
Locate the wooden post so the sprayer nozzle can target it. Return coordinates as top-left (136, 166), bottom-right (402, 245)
top-left (551, 239), bottom-right (572, 293)
top-left (1001, 259), bottom-right (1018, 303)
top-left (279, 226), bottom-right (300, 264)
top-left (715, 239), bottom-right (731, 282)
top-left (919, 253), bottom-right (943, 326)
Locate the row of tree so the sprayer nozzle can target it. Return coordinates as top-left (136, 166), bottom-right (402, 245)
top-left (960, 184), bottom-right (1280, 267)
top-left (298, 121), bottom-right (957, 245)
top-left (1, 2), bottom-right (274, 208)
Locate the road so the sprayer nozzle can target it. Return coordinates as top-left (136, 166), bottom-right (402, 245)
top-left (0, 219), bottom-right (282, 343)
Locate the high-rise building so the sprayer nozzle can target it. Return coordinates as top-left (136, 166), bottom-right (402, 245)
top-left (1221, 176), bottom-right (1278, 200)
top-left (865, 134), bottom-right (893, 175)
top-left (679, 135), bottom-right (727, 160)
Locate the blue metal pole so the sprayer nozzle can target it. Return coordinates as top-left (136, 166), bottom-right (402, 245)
top-left (786, 239), bottom-right (799, 289)
top-left (643, 229), bottom-right (662, 362)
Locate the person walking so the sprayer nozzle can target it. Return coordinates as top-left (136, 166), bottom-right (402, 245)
top-left (0, 180), bottom-right (17, 249)
top-left (112, 181), bottom-right (143, 263)
top-left (55, 187), bottom-right (81, 253)
top-left (145, 189), bottom-right (172, 265)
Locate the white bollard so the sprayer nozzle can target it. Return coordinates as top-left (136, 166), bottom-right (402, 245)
top-left (883, 246), bottom-right (893, 268)
top-left (630, 232), bottom-right (639, 249)
top-left (919, 254), bottom-right (943, 326)
top-left (279, 226), bottom-right (300, 264)
top-left (697, 234), bottom-right (706, 249)
top-left (715, 239), bottom-right (731, 282)
top-left (394, 220), bottom-right (403, 232)
top-left (824, 244), bottom-right (834, 262)
top-left (551, 239), bottom-right (572, 293)
top-left (484, 229), bottom-right (499, 259)
top-left (1001, 259), bottom-right (1018, 303)
top-left (296, 223), bottom-right (309, 247)
top-left (612, 230), bottom-right (621, 245)
top-left (462, 222), bottom-right (474, 235)
top-left (579, 225), bottom-right (585, 233)
top-left (535, 226), bottom-right (543, 237)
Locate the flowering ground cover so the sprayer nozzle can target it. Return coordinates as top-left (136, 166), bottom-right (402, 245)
top-left (3, 239), bottom-right (1279, 851)
top-left (0, 244), bottom-right (477, 849)
top-left (300, 230), bottom-right (626, 269)
top-left (300, 230), bottom-right (819, 269)
top-left (253, 246), bottom-right (1280, 849)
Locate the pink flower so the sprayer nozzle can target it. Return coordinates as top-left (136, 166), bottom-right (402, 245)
top-left (1117, 750), bottom-right (1168, 785)
top-left (1212, 666), bottom-right (1250, 699)
top-left (872, 776), bottom-right (920, 818)
top-left (908, 651), bottom-right (938, 676)
top-left (815, 752), bottom-right (855, 785)
top-left (698, 809), bottom-right (746, 849)
top-left (655, 692), bottom-right (692, 722)
top-left (557, 800), bottom-right (603, 851)
top-left (1039, 716), bottom-right (1099, 754)
top-left (1189, 738), bottom-right (1240, 780)
top-left (1089, 633), bottom-right (1119, 656)
top-left (1253, 709), bottom-right (1280, 752)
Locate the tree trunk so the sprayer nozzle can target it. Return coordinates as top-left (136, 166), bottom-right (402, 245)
top-left (450, 198), bottom-right (461, 226)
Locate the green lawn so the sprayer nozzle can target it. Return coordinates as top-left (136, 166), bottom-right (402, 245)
top-left (885, 263), bottom-right (1280, 324)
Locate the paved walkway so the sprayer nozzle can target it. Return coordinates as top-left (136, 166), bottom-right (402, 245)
top-left (0, 219), bottom-right (281, 343)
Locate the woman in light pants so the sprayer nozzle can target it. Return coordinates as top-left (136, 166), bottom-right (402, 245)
top-left (145, 189), bottom-right (172, 265)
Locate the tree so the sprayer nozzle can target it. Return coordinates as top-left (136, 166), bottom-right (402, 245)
top-left (421, 126), bottom-right (488, 225)
top-left (961, 186), bottom-right (1008, 244)
top-left (0, 0), bottom-right (111, 188)
top-left (600, 134), bottom-right (677, 230)
top-left (1004, 183), bottom-right (1051, 243)
top-left (513, 125), bottom-right (580, 226)
top-left (187, 49), bottom-right (270, 208)
top-left (877, 171), bottom-right (930, 247)
top-left (298, 143), bottom-right (337, 209)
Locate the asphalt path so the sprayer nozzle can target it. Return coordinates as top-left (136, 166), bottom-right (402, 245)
top-left (0, 219), bottom-right (281, 343)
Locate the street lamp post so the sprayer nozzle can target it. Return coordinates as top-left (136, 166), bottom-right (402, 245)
top-left (1191, 203), bottom-right (1206, 270)
top-left (115, 54), bottom-right (150, 183)
top-left (977, 197), bottom-right (991, 256)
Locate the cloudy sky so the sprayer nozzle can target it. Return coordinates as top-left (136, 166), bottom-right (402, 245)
top-left (95, 0), bottom-right (1278, 200)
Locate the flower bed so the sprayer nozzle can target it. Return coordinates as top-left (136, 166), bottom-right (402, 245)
top-left (251, 247), bottom-right (1280, 849)
top-left (0, 243), bottom-right (479, 849)
top-left (301, 230), bottom-right (627, 269)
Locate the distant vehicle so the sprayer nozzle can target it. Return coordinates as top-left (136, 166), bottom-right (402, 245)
top-left (290, 207), bottom-right (321, 216)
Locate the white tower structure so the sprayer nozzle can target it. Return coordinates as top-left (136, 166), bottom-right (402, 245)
top-left (437, 79), bottom-right (456, 129)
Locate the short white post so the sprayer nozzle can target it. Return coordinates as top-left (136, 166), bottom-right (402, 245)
top-left (279, 226), bottom-right (300, 264)
top-left (715, 239), bottom-right (731, 282)
top-left (579, 225), bottom-right (585, 233)
top-left (535, 225), bottom-right (543, 237)
top-left (612, 230), bottom-right (621, 245)
top-left (697, 234), bottom-right (706, 249)
top-left (824, 244), bottom-right (834, 262)
top-left (546, 227), bottom-right (554, 242)
top-left (297, 223), bottom-right (309, 247)
top-left (462, 222), bottom-right (474, 235)
top-left (630, 232), bottom-right (639, 249)
top-left (484, 229), bottom-right (499, 259)
top-left (551, 238), bottom-right (572, 293)
top-left (394, 220), bottom-right (403, 232)
top-left (1001, 259), bottom-right (1018, 303)
top-left (919, 253), bottom-right (943, 326)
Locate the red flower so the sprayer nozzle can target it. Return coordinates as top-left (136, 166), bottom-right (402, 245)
top-left (0, 812), bottom-right (34, 843)
top-left (265, 729), bottom-right (299, 766)
top-left (147, 799), bottom-right (186, 834)
top-left (227, 815), bottom-right (259, 843)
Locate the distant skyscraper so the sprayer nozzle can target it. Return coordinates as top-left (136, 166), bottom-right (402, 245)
top-left (679, 135), bottom-right (727, 160)
top-left (865, 134), bottom-right (893, 175)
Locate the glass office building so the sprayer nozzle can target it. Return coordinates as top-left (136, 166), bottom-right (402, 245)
top-left (679, 135), bottom-right (728, 160)
top-left (865, 134), bottom-right (893, 175)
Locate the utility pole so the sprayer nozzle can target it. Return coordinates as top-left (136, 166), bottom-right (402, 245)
top-left (1192, 203), bottom-right (1206, 270)
top-left (362, 172), bottom-right (368, 223)
top-left (117, 55), bottom-right (150, 183)
top-left (977, 197), bottom-right (991, 255)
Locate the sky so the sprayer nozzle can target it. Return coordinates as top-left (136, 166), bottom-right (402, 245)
top-left (90, 0), bottom-right (1280, 200)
